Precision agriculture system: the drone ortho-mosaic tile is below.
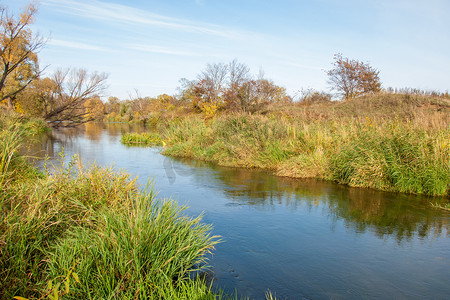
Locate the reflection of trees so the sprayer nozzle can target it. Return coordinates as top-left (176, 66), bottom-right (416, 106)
top-left (25, 123), bottom-right (151, 161)
top-left (326, 188), bottom-right (449, 243)
top-left (103, 122), bottom-right (148, 136)
top-left (22, 127), bottom-right (81, 164)
top-left (174, 157), bottom-right (449, 242)
top-left (84, 123), bottom-right (106, 141)
top-left (24, 124), bottom-right (449, 244)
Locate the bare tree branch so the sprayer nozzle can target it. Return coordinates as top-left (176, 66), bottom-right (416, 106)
top-left (43, 68), bottom-right (108, 126)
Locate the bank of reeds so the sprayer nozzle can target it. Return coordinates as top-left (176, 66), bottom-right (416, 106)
top-left (121, 132), bottom-right (164, 146)
top-left (123, 93), bottom-right (450, 197)
top-left (0, 115), bottom-right (228, 299)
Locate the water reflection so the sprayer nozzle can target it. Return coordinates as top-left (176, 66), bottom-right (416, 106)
top-left (173, 157), bottom-right (449, 243)
top-left (25, 123), bottom-right (148, 161)
top-left (24, 122), bottom-right (450, 300)
top-left (27, 123), bottom-right (450, 244)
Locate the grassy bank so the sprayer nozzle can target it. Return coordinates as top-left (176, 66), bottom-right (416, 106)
top-left (123, 93), bottom-right (450, 197)
top-left (0, 114), bottom-right (228, 299)
top-left (121, 131), bottom-right (165, 146)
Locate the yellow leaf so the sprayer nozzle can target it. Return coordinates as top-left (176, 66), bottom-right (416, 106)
top-left (13, 297), bottom-right (29, 300)
top-left (72, 272), bottom-right (81, 283)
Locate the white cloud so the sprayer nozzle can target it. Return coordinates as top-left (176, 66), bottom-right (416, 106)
top-left (127, 44), bottom-right (200, 57)
top-left (42, 0), bottom-right (244, 39)
top-left (48, 39), bottom-right (107, 51)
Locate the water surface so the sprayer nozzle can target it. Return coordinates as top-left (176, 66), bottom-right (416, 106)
top-left (26, 123), bottom-right (450, 300)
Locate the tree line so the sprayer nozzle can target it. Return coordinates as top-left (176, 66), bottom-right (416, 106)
top-left (0, 2), bottom-right (402, 126)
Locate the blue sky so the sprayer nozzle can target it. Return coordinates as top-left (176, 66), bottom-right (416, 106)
top-left (5, 0), bottom-right (450, 99)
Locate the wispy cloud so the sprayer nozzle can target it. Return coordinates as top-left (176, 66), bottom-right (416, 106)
top-left (127, 44), bottom-right (200, 57)
top-left (42, 0), bottom-right (244, 39)
top-left (48, 39), bottom-right (107, 51)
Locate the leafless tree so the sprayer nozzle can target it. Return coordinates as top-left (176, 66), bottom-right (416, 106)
top-left (43, 68), bottom-right (108, 126)
top-left (198, 62), bottom-right (228, 102)
top-left (228, 59), bottom-right (250, 87)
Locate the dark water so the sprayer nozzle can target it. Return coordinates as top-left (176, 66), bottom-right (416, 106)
top-left (26, 123), bottom-right (450, 300)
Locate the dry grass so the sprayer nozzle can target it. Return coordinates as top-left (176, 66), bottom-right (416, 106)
top-left (136, 93), bottom-right (450, 196)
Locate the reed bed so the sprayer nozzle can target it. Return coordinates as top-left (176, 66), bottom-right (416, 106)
top-left (0, 115), bottom-right (229, 299)
top-left (121, 132), bottom-right (164, 146)
top-left (127, 93), bottom-right (450, 197)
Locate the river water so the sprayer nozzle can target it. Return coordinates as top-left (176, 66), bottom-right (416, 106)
top-left (26, 123), bottom-right (450, 300)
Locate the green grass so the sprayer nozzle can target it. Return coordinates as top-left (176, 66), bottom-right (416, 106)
top-left (0, 114), bottom-right (233, 299)
top-left (330, 123), bottom-right (450, 196)
top-left (121, 132), bottom-right (165, 146)
top-left (1, 159), bottom-right (221, 299)
top-left (122, 93), bottom-right (450, 196)
top-left (0, 112), bottom-right (280, 299)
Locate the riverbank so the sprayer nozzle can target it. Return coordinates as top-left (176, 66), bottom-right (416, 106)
top-left (0, 114), bottom-right (229, 299)
top-left (122, 93), bottom-right (450, 197)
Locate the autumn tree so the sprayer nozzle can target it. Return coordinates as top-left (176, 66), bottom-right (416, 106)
top-left (42, 68), bottom-right (108, 126)
top-left (105, 96), bottom-right (120, 114)
top-left (327, 54), bottom-right (381, 100)
top-left (0, 2), bottom-right (44, 108)
top-left (223, 59), bottom-right (250, 109)
top-left (297, 88), bottom-right (332, 105)
top-left (197, 62), bottom-right (228, 104)
top-left (16, 77), bottom-right (59, 116)
top-left (84, 96), bottom-right (105, 121)
top-left (180, 59), bottom-right (290, 113)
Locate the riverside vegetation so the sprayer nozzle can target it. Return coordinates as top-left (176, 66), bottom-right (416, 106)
top-left (2, 2), bottom-right (448, 298)
top-left (122, 93), bottom-right (450, 198)
top-left (0, 113), bottom-right (270, 299)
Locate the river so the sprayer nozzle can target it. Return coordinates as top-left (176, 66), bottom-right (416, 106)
top-left (25, 123), bottom-right (450, 300)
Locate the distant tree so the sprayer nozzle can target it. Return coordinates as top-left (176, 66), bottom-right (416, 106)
top-left (156, 93), bottom-right (175, 103)
top-left (42, 68), bottom-right (108, 126)
top-left (228, 59), bottom-right (250, 88)
top-left (84, 96), bottom-right (105, 121)
top-left (224, 59), bottom-right (251, 110)
top-left (179, 60), bottom-right (290, 113)
top-left (197, 62), bottom-right (228, 103)
top-left (105, 96), bottom-right (120, 114)
top-left (327, 54), bottom-right (381, 100)
top-left (0, 2), bottom-right (45, 107)
top-left (298, 88), bottom-right (332, 105)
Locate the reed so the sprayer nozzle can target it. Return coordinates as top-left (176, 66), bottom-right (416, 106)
top-left (125, 93), bottom-right (450, 196)
top-left (121, 132), bottom-right (164, 146)
top-left (0, 122), bottom-right (226, 299)
top-left (330, 123), bottom-right (450, 195)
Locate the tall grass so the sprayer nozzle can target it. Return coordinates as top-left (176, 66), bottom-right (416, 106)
top-left (121, 132), bottom-right (164, 146)
top-left (0, 121), bottom-right (227, 299)
top-left (330, 123), bottom-right (450, 195)
top-left (126, 94), bottom-right (450, 196)
top-left (0, 114), bottom-right (42, 189)
top-left (1, 114), bottom-right (280, 299)
top-left (45, 182), bottom-right (219, 299)
top-left (0, 123), bottom-right (24, 189)
top-left (1, 159), bottom-right (221, 299)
